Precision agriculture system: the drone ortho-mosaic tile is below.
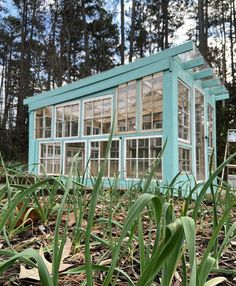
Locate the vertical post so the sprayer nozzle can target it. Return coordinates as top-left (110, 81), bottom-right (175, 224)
top-left (162, 68), bottom-right (179, 183)
top-left (28, 109), bottom-right (36, 173)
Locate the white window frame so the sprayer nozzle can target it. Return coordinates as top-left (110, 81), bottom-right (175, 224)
top-left (34, 107), bottom-right (53, 139)
top-left (82, 94), bottom-right (113, 137)
top-left (178, 146), bottom-right (191, 174)
top-left (54, 100), bottom-right (80, 139)
top-left (178, 80), bottom-right (191, 144)
top-left (116, 80), bottom-right (137, 134)
top-left (124, 135), bottom-right (163, 180)
top-left (141, 72), bottom-right (163, 132)
top-left (207, 104), bottom-right (214, 149)
top-left (63, 140), bottom-right (87, 175)
top-left (88, 138), bottom-right (121, 178)
top-left (38, 141), bottom-right (62, 175)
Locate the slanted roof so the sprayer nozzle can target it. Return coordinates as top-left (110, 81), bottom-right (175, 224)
top-left (24, 41), bottom-right (229, 111)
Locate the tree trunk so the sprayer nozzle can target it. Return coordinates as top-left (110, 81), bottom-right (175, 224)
top-left (129, 0), bottom-right (135, 62)
top-left (120, 0), bottom-right (125, 64)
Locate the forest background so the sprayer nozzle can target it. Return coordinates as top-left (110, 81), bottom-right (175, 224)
top-left (0, 0), bottom-right (235, 165)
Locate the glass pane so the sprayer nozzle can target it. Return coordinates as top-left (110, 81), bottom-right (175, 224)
top-left (111, 141), bottom-right (119, 158)
top-left (56, 107), bottom-right (63, 121)
top-left (100, 141), bottom-right (108, 158)
top-left (36, 128), bottom-right (43, 138)
top-left (102, 117), bottom-right (111, 134)
top-left (54, 160), bottom-right (61, 174)
top-left (126, 139), bottom-right (136, 158)
top-left (45, 107), bottom-right (52, 118)
top-left (126, 159), bottom-right (136, 178)
top-left (103, 99), bottom-right (111, 117)
top-left (41, 144), bottom-right (47, 158)
top-left (71, 121), bottom-right (78, 136)
top-left (64, 106), bottom-right (71, 122)
top-left (85, 102), bottom-right (92, 119)
top-left (56, 122), bottom-right (63, 137)
top-left (93, 100), bottom-right (101, 118)
top-left (45, 129), bottom-right (51, 138)
top-left (84, 119), bottom-right (92, 135)
top-left (138, 139), bottom-right (148, 158)
top-left (138, 159), bottom-right (149, 178)
top-left (64, 121), bottom-right (70, 137)
top-left (72, 104), bottom-right (79, 121)
top-left (90, 160), bottom-right (99, 176)
top-left (110, 160), bottom-right (119, 177)
top-left (93, 118), bottom-right (101, 135)
top-left (36, 108), bottom-right (43, 117)
top-left (65, 143), bottom-right (85, 175)
top-left (47, 159), bottom-right (53, 174)
top-left (150, 138), bottom-right (162, 158)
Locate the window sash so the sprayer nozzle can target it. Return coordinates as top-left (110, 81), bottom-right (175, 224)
top-left (56, 103), bottom-right (80, 138)
top-left (90, 140), bottom-right (120, 177)
top-left (126, 137), bottom-right (162, 179)
top-left (35, 107), bottom-right (52, 139)
top-left (39, 143), bottom-right (61, 174)
top-left (84, 97), bottom-right (112, 136)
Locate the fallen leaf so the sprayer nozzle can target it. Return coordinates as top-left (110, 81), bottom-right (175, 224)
top-left (19, 237), bottom-right (72, 280)
top-left (62, 212), bottom-right (76, 227)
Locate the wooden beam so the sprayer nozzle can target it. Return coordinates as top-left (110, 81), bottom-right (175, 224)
top-left (193, 68), bottom-right (213, 80)
top-left (215, 93), bottom-right (229, 101)
top-left (208, 86), bottom-right (228, 95)
top-left (201, 78), bottom-right (221, 88)
top-left (183, 56), bottom-right (205, 70)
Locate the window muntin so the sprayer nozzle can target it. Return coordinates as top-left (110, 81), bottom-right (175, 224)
top-left (84, 97), bottom-right (112, 136)
top-left (65, 142), bottom-right (85, 175)
top-left (208, 105), bottom-right (214, 148)
top-left (90, 140), bottom-right (119, 177)
top-left (126, 137), bottom-right (162, 179)
top-left (117, 81), bottom-right (136, 132)
top-left (178, 81), bottom-right (190, 141)
top-left (56, 103), bottom-right (79, 138)
top-left (195, 90), bottom-right (205, 180)
top-left (35, 107), bottom-right (52, 138)
top-left (179, 147), bottom-right (191, 173)
top-left (142, 73), bottom-right (163, 130)
top-left (39, 143), bottom-right (61, 174)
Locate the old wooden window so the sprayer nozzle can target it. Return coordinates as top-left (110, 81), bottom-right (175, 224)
top-left (195, 89), bottom-right (205, 180)
top-left (64, 142), bottom-right (85, 175)
top-left (90, 140), bottom-right (119, 177)
top-left (117, 81), bottom-right (136, 132)
top-left (179, 147), bottom-right (191, 173)
top-left (142, 73), bottom-right (163, 130)
top-left (84, 97), bottom-right (111, 136)
top-left (178, 81), bottom-right (190, 141)
top-left (126, 137), bottom-right (162, 179)
top-left (35, 107), bottom-right (52, 138)
top-left (56, 103), bottom-right (80, 138)
top-left (39, 142), bottom-right (61, 174)
top-left (208, 105), bottom-right (214, 148)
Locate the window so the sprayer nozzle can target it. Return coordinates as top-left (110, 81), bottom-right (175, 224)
top-left (179, 147), bottom-right (191, 173)
top-left (142, 73), bottom-right (163, 130)
top-left (39, 143), bottom-right (61, 174)
top-left (195, 90), bottom-right (205, 180)
top-left (65, 142), bottom-right (85, 175)
top-left (126, 137), bottom-right (162, 179)
top-left (178, 81), bottom-right (190, 141)
top-left (117, 81), bottom-right (136, 132)
top-left (90, 140), bottom-right (119, 177)
top-left (56, 103), bottom-right (79, 137)
top-left (84, 97), bottom-right (112, 135)
top-left (208, 105), bottom-right (214, 148)
top-left (35, 107), bottom-right (52, 138)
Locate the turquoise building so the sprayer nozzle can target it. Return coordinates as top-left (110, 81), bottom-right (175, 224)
top-left (24, 41), bottom-right (228, 189)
